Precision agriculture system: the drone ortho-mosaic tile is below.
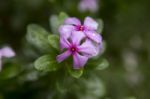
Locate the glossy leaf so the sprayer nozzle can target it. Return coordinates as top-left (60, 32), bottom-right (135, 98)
top-left (48, 34), bottom-right (59, 50)
top-left (34, 55), bottom-right (59, 72)
top-left (26, 24), bottom-right (51, 53)
top-left (97, 19), bottom-right (104, 34)
top-left (49, 12), bottom-right (68, 34)
top-left (59, 12), bottom-right (68, 23)
top-left (68, 66), bottom-right (83, 78)
top-left (87, 58), bottom-right (109, 70)
top-left (0, 63), bottom-right (21, 80)
top-left (49, 15), bottom-right (60, 34)
top-left (95, 59), bottom-right (109, 70)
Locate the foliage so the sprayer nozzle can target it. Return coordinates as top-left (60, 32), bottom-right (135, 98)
top-left (0, 0), bottom-right (150, 99)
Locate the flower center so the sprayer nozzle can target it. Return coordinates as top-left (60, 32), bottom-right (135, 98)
top-left (70, 46), bottom-right (77, 53)
top-left (76, 25), bottom-right (85, 31)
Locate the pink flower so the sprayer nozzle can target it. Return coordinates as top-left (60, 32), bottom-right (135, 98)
top-left (59, 17), bottom-right (102, 44)
top-left (57, 16), bottom-right (103, 69)
top-left (57, 31), bottom-right (97, 69)
top-left (78, 0), bottom-right (98, 13)
top-left (0, 46), bottom-right (15, 71)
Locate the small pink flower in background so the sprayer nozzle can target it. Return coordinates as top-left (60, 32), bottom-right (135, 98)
top-left (0, 46), bottom-right (15, 71)
top-left (57, 31), bottom-right (97, 69)
top-left (59, 17), bottom-right (102, 44)
top-left (78, 0), bottom-right (98, 13)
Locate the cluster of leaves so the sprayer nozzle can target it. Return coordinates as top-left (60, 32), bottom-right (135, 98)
top-left (26, 12), bottom-right (109, 79)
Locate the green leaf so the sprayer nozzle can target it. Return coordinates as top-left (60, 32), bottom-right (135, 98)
top-left (100, 40), bottom-right (107, 54)
top-left (49, 15), bottom-right (60, 34)
top-left (77, 76), bottom-right (106, 99)
top-left (56, 82), bottom-right (67, 94)
top-left (26, 24), bottom-right (51, 53)
top-left (87, 58), bottom-right (109, 70)
top-left (95, 59), bottom-right (109, 70)
top-left (34, 55), bottom-right (60, 72)
top-left (97, 19), bottom-right (104, 34)
top-left (0, 63), bottom-right (21, 80)
top-left (49, 12), bottom-right (68, 34)
top-left (68, 66), bottom-right (83, 78)
top-left (48, 34), bottom-right (59, 50)
top-left (59, 12), bottom-right (68, 23)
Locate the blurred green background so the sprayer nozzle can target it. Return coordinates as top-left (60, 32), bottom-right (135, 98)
top-left (0, 0), bottom-right (150, 99)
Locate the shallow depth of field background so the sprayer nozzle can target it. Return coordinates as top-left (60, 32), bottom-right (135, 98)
top-left (0, 0), bottom-right (150, 99)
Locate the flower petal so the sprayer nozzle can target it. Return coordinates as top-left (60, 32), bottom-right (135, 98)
top-left (94, 43), bottom-right (102, 56)
top-left (73, 53), bottom-right (88, 69)
top-left (60, 37), bottom-right (71, 49)
top-left (78, 39), bottom-right (98, 57)
top-left (1, 47), bottom-right (15, 58)
top-left (84, 17), bottom-right (98, 30)
top-left (59, 25), bottom-right (75, 39)
top-left (64, 17), bottom-right (81, 25)
top-left (78, 0), bottom-right (98, 13)
top-left (71, 31), bottom-right (85, 45)
top-left (56, 50), bottom-right (71, 63)
top-left (78, 0), bottom-right (88, 12)
top-left (85, 31), bottom-right (102, 43)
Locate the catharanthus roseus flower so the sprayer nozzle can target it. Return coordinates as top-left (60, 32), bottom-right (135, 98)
top-left (59, 16), bottom-right (102, 44)
top-left (0, 46), bottom-right (15, 71)
top-left (57, 31), bottom-right (97, 69)
top-left (57, 16), bottom-right (103, 69)
top-left (78, 0), bottom-right (98, 13)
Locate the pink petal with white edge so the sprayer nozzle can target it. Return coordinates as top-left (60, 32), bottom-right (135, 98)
top-left (59, 25), bottom-right (75, 39)
top-left (71, 31), bottom-right (85, 45)
top-left (73, 53), bottom-right (88, 69)
top-left (64, 17), bottom-right (81, 26)
top-left (60, 37), bottom-right (71, 49)
top-left (85, 31), bottom-right (102, 43)
top-left (78, 39), bottom-right (98, 57)
top-left (84, 17), bottom-right (98, 30)
top-left (56, 50), bottom-right (71, 63)
top-left (1, 47), bottom-right (15, 58)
